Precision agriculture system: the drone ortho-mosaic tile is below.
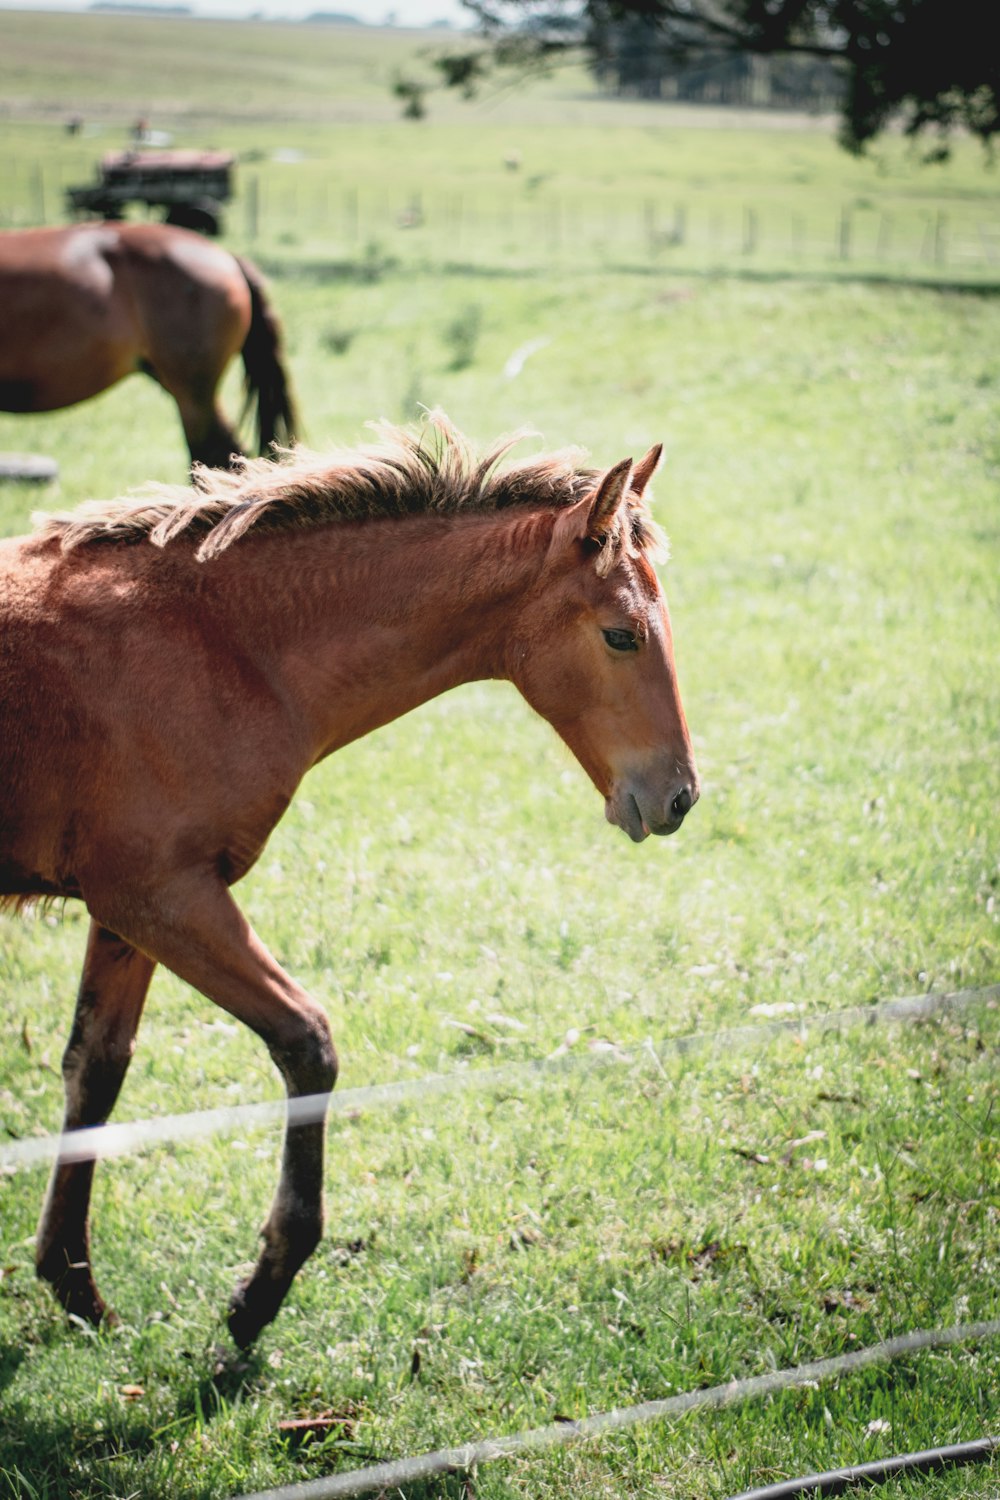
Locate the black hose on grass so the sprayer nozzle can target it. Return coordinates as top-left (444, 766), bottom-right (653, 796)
top-left (726, 1436), bottom-right (999, 1500)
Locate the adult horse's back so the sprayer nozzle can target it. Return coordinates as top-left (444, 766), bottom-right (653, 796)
top-left (0, 221), bottom-right (297, 468)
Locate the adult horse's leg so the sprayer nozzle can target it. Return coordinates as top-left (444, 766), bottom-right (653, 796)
top-left (94, 874), bottom-right (337, 1348)
top-left (174, 386), bottom-right (243, 471)
top-left (139, 357), bottom-right (241, 469)
top-left (136, 261), bottom-right (250, 469)
top-left (36, 921), bottom-right (156, 1326)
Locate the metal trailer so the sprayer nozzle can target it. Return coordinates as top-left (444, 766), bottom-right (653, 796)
top-left (66, 149), bottom-right (235, 236)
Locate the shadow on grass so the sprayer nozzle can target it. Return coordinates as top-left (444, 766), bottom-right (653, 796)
top-left (0, 1341), bottom-right (24, 1396)
top-left (177, 1340), bottom-right (267, 1421)
top-left (0, 1404), bottom-right (161, 1500)
top-left (257, 251), bottom-right (1000, 298)
top-left (604, 263), bottom-right (1000, 297)
top-left (0, 1346), bottom-right (267, 1500)
top-left (443, 261), bottom-right (1000, 296)
top-left (0, 1356), bottom-right (474, 1500)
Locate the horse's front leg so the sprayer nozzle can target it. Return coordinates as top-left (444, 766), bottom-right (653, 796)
top-left (100, 875), bottom-right (338, 1348)
top-left (36, 921), bottom-right (156, 1327)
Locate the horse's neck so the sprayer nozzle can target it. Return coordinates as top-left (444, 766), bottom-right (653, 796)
top-left (235, 508), bottom-right (554, 766)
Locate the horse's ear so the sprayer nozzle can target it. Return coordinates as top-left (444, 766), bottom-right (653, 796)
top-left (630, 443), bottom-right (663, 498)
top-left (586, 457), bottom-right (633, 541)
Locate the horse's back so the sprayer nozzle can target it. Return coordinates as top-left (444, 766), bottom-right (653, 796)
top-left (0, 222), bottom-right (250, 414)
top-left (116, 223), bottom-right (253, 373)
top-left (0, 224), bottom-right (137, 411)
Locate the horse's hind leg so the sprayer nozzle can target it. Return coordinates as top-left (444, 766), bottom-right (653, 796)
top-left (101, 875), bottom-right (337, 1348)
top-left (36, 921), bottom-right (155, 1327)
top-left (141, 360), bottom-right (241, 470)
top-left (176, 392), bottom-right (242, 471)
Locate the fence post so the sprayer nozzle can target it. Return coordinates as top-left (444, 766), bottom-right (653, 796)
top-left (743, 206), bottom-right (757, 254)
top-left (838, 207), bottom-right (851, 261)
top-left (792, 215), bottom-right (804, 260)
top-left (934, 211), bottom-right (947, 266)
top-left (32, 164), bottom-right (45, 224)
top-left (548, 197), bottom-right (561, 251)
top-left (245, 174), bottom-right (259, 242)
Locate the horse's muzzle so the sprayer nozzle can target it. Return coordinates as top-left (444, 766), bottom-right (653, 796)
top-left (606, 778), bottom-right (699, 842)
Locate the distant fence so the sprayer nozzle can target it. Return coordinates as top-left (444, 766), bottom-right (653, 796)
top-left (237, 180), bottom-right (1000, 276)
top-left (5, 154), bottom-right (1000, 277)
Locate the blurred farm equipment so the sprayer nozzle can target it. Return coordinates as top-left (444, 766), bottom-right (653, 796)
top-left (66, 150), bottom-right (235, 236)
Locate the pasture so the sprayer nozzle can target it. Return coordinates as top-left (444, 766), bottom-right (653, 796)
top-left (0, 13), bottom-right (998, 1498)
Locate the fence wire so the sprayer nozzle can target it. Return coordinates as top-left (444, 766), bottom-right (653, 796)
top-left (231, 1320), bottom-right (1000, 1500)
top-left (2, 983), bottom-right (996, 1174)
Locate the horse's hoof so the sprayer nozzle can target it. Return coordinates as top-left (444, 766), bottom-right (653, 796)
top-left (226, 1275), bottom-right (287, 1350)
top-left (68, 1304), bottom-right (120, 1334)
top-left (66, 1285), bottom-right (114, 1329)
top-left (226, 1287), bottom-right (259, 1350)
top-left (38, 1256), bottom-right (110, 1329)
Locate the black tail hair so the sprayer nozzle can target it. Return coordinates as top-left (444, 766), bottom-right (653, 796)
top-left (236, 256), bottom-right (299, 455)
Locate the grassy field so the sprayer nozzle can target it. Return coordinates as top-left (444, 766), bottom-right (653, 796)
top-left (1, 12), bottom-right (999, 1499)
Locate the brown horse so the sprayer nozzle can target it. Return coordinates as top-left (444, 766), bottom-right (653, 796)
top-left (0, 221), bottom-right (297, 468)
top-left (0, 413), bottom-right (699, 1348)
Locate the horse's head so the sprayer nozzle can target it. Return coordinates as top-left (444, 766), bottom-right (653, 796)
top-left (510, 445), bottom-right (699, 842)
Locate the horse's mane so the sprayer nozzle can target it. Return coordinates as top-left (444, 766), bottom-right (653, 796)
top-left (34, 410), bottom-right (666, 567)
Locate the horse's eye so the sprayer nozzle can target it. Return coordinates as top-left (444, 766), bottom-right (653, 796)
top-left (602, 628), bottom-right (638, 653)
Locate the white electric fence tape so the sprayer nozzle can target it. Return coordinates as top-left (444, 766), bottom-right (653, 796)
top-left (230, 1320), bottom-right (1000, 1500)
top-left (1, 984), bottom-right (996, 1173)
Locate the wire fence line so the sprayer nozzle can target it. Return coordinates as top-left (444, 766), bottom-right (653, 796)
top-left (2, 983), bottom-right (996, 1175)
top-left (229, 1320), bottom-right (1000, 1500)
top-left (7, 153), bottom-right (1000, 278)
top-left (234, 181), bottom-right (1000, 274)
top-left (246, 188), bottom-right (971, 273)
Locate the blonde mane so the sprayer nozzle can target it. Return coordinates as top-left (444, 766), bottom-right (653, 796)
top-left (34, 410), bottom-right (666, 566)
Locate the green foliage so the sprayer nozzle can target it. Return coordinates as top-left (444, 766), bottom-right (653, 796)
top-left (320, 324), bottom-right (359, 356)
top-left (393, 74), bottom-right (428, 121)
top-left (442, 301), bottom-right (483, 369)
top-left (0, 15), bottom-right (998, 1498)
top-left (457, 0), bottom-right (1000, 157)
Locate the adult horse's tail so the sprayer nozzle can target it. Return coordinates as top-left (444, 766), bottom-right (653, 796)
top-left (236, 256), bottom-right (299, 456)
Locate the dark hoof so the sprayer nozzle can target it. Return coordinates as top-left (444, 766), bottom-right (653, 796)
top-left (39, 1260), bottom-right (113, 1330)
top-left (227, 1275), bottom-right (288, 1350)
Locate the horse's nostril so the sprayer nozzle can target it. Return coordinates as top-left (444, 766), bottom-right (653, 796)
top-left (671, 785), bottom-right (693, 821)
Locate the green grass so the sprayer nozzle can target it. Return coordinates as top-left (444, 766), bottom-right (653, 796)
top-left (1, 1016), bottom-right (998, 1497)
top-left (1, 12), bottom-right (999, 1498)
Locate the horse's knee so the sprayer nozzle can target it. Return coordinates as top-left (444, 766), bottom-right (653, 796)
top-left (272, 1002), bottom-right (338, 1097)
top-left (60, 1020), bottom-right (139, 1120)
